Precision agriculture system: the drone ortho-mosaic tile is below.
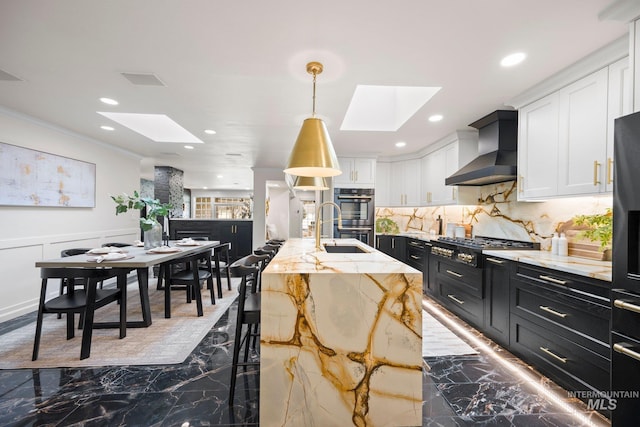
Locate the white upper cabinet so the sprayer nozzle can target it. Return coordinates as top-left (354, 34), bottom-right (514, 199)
top-left (607, 57), bottom-right (632, 192)
top-left (518, 58), bottom-right (630, 200)
top-left (390, 159), bottom-right (421, 206)
top-left (556, 67), bottom-right (608, 196)
top-left (420, 131), bottom-right (478, 206)
top-left (518, 93), bottom-right (560, 199)
top-left (375, 161), bottom-right (390, 207)
top-left (421, 143), bottom-right (459, 205)
top-left (333, 157), bottom-right (376, 188)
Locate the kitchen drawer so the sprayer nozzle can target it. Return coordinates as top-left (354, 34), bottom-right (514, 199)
top-left (438, 280), bottom-right (484, 329)
top-left (511, 277), bottom-right (610, 349)
top-left (406, 245), bottom-right (426, 271)
top-left (612, 288), bottom-right (640, 341)
top-left (611, 331), bottom-right (640, 426)
top-left (513, 263), bottom-right (610, 302)
top-left (433, 258), bottom-right (482, 298)
top-left (510, 313), bottom-right (610, 394)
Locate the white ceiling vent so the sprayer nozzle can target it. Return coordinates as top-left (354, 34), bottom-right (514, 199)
top-left (120, 72), bottom-right (166, 86)
top-left (0, 68), bottom-right (22, 81)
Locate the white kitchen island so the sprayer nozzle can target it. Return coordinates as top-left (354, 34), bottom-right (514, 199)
top-left (260, 238), bottom-right (423, 427)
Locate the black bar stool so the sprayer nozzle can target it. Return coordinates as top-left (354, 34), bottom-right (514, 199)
top-left (33, 267), bottom-right (129, 360)
top-left (228, 253), bottom-right (269, 405)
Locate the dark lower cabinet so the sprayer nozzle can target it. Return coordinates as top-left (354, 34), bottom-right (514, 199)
top-left (169, 219), bottom-right (253, 262)
top-left (483, 256), bottom-right (511, 348)
top-left (509, 262), bottom-right (611, 417)
top-left (405, 238), bottom-right (430, 295)
top-left (375, 235), bottom-right (406, 262)
top-left (431, 257), bottom-right (484, 330)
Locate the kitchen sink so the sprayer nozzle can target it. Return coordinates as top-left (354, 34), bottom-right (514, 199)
top-left (323, 244), bottom-right (369, 253)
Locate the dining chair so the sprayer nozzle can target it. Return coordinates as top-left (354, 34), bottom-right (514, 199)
top-left (33, 267), bottom-right (129, 360)
top-left (228, 253), bottom-right (269, 405)
top-left (157, 249), bottom-right (215, 318)
top-left (212, 242), bottom-right (232, 298)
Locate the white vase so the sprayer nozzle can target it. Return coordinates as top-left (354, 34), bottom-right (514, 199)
top-left (144, 221), bottom-right (163, 249)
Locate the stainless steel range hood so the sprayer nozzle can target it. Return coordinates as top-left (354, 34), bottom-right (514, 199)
top-left (446, 110), bottom-right (518, 186)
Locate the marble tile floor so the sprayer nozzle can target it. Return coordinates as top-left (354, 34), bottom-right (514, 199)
top-left (0, 297), bottom-right (611, 426)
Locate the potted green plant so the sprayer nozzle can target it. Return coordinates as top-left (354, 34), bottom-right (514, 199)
top-left (111, 191), bottom-right (172, 249)
top-left (572, 208), bottom-right (612, 260)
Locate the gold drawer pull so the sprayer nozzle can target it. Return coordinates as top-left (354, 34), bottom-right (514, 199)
top-left (614, 299), bottom-right (640, 314)
top-left (593, 160), bottom-right (601, 186)
top-left (614, 343), bottom-right (640, 362)
top-left (410, 255), bottom-right (421, 260)
top-left (607, 157), bottom-right (614, 184)
top-left (540, 346), bottom-right (567, 364)
top-left (539, 305), bottom-right (568, 318)
top-left (539, 275), bottom-right (567, 285)
top-left (446, 270), bottom-right (463, 278)
top-left (486, 257), bottom-right (505, 264)
top-left (447, 294), bottom-right (465, 305)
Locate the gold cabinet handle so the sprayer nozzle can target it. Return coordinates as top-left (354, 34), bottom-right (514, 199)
top-left (452, 187), bottom-right (456, 200)
top-left (607, 157), bottom-right (613, 184)
top-left (486, 257), bottom-right (505, 264)
top-left (539, 305), bottom-right (568, 318)
top-left (614, 343), bottom-right (640, 362)
top-left (539, 275), bottom-right (567, 285)
top-left (593, 160), bottom-right (601, 186)
top-left (614, 299), bottom-right (640, 314)
top-left (518, 175), bottom-right (524, 194)
top-left (447, 294), bottom-right (465, 305)
top-left (539, 346), bottom-right (567, 364)
top-left (355, 170), bottom-right (358, 181)
top-left (391, 238), bottom-right (395, 249)
top-left (446, 269), bottom-right (463, 278)
top-left (410, 255), bottom-right (421, 260)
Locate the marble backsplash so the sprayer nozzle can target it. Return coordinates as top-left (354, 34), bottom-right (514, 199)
top-left (375, 181), bottom-right (613, 251)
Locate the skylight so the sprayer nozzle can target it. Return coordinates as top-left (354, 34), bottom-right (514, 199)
top-left (340, 85), bottom-right (441, 131)
top-left (97, 112), bottom-right (203, 143)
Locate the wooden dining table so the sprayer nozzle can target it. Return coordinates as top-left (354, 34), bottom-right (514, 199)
top-left (35, 240), bottom-right (221, 329)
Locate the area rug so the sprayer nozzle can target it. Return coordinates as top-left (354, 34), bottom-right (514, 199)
top-left (422, 309), bottom-right (477, 357)
top-left (0, 278), bottom-right (240, 369)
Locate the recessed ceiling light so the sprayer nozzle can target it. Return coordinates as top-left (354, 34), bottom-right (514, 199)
top-left (500, 52), bottom-right (526, 67)
top-left (203, 186), bottom-right (208, 189)
top-left (100, 97), bottom-right (119, 106)
top-left (97, 112), bottom-right (203, 143)
top-left (217, 175), bottom-right (223, 179)
top-left (395, 141), bottom-right (406, 148)
top-left (184, 145), bottom-right (194, 150)
top-left (341, 85), bottom-right (441, 131)
top-left (100, 125), bottom-right (114, 131)
top-left (428, 114), bottom-right (443, 122)
top-left (204, 129), bottom-right (216, 135)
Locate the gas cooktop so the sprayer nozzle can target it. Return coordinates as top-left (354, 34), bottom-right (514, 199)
top-left (436, 236), bottom-right (540, 251)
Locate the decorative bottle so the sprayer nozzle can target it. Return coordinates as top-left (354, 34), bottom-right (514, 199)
top-left (558, 233), bottom-right (568, 256)
top-left (551, 232), bottom-right (559, 255)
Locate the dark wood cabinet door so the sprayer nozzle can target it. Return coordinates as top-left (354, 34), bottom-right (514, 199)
top-left (483, 255), bottom-right (511, 347)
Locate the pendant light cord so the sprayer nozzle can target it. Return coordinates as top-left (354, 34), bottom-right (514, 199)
top-left (311, 71), bottom-right (317, 118)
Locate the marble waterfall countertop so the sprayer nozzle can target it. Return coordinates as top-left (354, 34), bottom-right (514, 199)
top-left (482, 249), bottom-right (612, 282)
top-left (260, 238), bottom-right (423, 427)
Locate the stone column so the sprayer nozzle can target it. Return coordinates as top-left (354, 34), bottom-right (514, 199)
top-left (154, 166), bottom-right (184, 218)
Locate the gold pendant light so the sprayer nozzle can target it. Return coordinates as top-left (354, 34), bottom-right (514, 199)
top-left (292, 175), bottom-right (329, 191)
top-left (284, 61), bottom-right (341, 178)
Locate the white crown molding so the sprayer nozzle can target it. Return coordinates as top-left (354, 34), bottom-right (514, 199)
top-left (599, 0), bottom-right (640, 22)
top-left (507, 35), bottom-right (629, 109)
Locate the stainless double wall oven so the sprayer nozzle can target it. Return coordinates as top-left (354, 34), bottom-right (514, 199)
top-left (333, 188), bottom-right (375, 245)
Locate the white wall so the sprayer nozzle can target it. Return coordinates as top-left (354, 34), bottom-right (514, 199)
top-left (265, 185), bottom-right (289, 240)
top-left (0, 108), bottom-right (141, 322)
top-left (253, 168), bottom-right (288, 249)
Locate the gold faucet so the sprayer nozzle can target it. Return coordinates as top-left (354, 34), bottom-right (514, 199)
top-left (315, 201), bottom-right (343, 249)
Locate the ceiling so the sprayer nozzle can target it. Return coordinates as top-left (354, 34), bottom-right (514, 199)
top-left (0, 0), bottom-right (632, 190)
